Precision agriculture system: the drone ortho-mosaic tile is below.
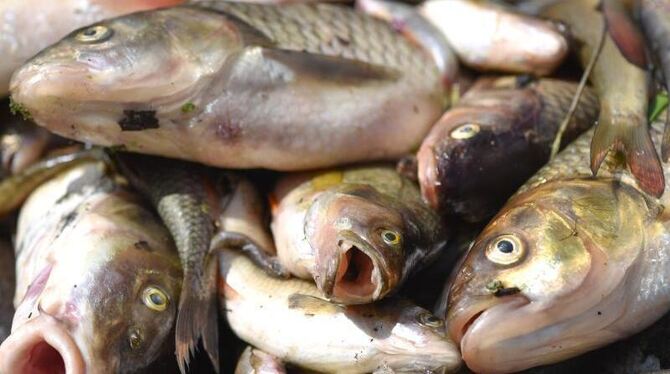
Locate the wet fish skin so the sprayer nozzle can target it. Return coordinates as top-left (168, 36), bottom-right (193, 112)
top-left (444, 120), bottom-right (670, 373)
top-left (271, 166), bottom-right (447, 304)
top-left (543, 0), bottom-right (665, 197)
top-left (10, 2), bottom-right (443, 171)
top-left (235, 346), bottom-right (287, 374)
top-left (218, 248), bottom-right (461, 373)
top-left (419, 0), bottom-right (568, 75)
top-left (417, 77), bottom-right (599, 222)
top-left (0, 162), bottom-right (182, 374)
top-left (0, 0), bottom-right (183, 96)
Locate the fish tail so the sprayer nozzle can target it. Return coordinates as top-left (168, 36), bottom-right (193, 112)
top-left (591, 111), bottom-right (665, 197)
top-left (662, 111), bottom-right (670, 162)
top-left (175, 268), bottom-right (220, 374)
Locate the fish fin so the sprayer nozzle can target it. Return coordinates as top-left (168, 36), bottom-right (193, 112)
top-left (590, 111), bottom-right (665, 197)
top-left (663, 111), bottom-right (670, 162)
top-left (175, 271), bottom-right (219, 374)
top-left (209, 231), bottom-right (289, 278)
top-left (287, 293), bottom-right (343, 314)
top-left (601, 0), bottom-right (648, 68)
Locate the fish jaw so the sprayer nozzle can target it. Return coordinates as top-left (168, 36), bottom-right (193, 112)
top-left (0, 313), bottom-right (85, 374)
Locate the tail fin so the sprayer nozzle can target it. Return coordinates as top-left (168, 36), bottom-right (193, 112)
top-left (591, 111), bottom-right (665, 197)
top-left (175, 269), bottom-right (220, 374)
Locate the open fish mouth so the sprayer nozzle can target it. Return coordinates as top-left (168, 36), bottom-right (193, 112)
top-left (0, 313), bottom-right (85, 374)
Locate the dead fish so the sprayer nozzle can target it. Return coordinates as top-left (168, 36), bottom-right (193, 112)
top-left (443, 118), bottom-right (670, 373)
top-left (355, 0), bottom-right (459, 89)
top-left (543, 0), bottom-right (665, 197)
top-left (10, 2), bottom-right (444, 171)
top-left (235, 346), bottom-right (286, 374)
top-left (271, 166), bottom-right (447, 304)
top-left (0, 0), bottom-right (183, 96)
top-left (417, 76), bottom-right (599, 222)
top-left (0, 238), bottom-right (15, 344)
top-left (0, 161), bottom-right (182, 374)
top-left (640, 0), bottom-right (670, 160)
top-left (419, 0), bottom-right (568, 75)
top-left (0, 106), bottom-right (55, 175)
top-left (217, 248), bottom-right (461, 373)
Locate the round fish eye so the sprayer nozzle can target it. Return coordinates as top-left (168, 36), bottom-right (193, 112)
top-left (129, 329), bottom-right (142, 350)
top-left (417, 311), bottom-right (444, 328)
top-left (381, 229), bottom-right (401, 246)
top-left (450, 123), bottom-right (480, 140)
top-left (485, 234), bottom-right (525, 265)
top-left (142, 286), bottom-right (168, 312)
top-left (75, 25), bottom-right (113, 43)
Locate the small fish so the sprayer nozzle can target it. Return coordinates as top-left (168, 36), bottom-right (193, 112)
top-left (417, 77), bottom-right (599, 222)
top-left (640, 0), bottom-right (670, 159)
top-left (235, 347), bottom-right (286, 374)
top-left (355, 0), bottom-right (459, 89)
top-left (217, 248), bottom-right (461, 373)
top-left (419, 0), bottom-right (568, 75)
top-left (543, 0), bottom-right (665, 197)
top-left (0, 238), bottom-right (15, 344)
top-left (271, 166), bottom-right (447, 304)
top-left (0, 162), bottom-right (182, 374)
top-left (10, 2), bottom-right (444, 171)
top-left (0, 0), bottom-right (183, 96)
top-left (444, 118), bottom-right (670, 373)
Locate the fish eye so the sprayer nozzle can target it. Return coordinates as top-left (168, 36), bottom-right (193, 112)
top-left (485, 234), bottom-right (525, 265)
top-left (417, 311), bottom-right (444, 328)
top-left (450, 123), bottom-right (480, 139)
top-left (142, 286), bottom-right (168, 312)
top-left (75, 25), bottom-right (113, 43)
top-left (128, 329), bottom-right (142, 350)
top-left (380, 229), bottom-right (402, 246)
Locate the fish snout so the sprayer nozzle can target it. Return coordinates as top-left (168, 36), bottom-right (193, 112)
top-left (0, 313), bottom-right (85, 374)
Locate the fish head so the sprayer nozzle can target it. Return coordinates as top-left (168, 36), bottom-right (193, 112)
top-left (9, 5), bottom-right (241, 134)
top-left (305, 185), bottom-right (408, 304)
top-left (446, 179), bottom-right (649, 373)
top-left (0, 194), bottom-right (183, 374)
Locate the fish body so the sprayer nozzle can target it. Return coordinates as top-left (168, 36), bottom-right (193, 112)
top-left (0, 0), bottom-right (183, 96)
top-left (235, 347), bottom-right (287, 374)
top-left (444, 120), bottom-right (670, 373)
top-left (419, 0), bottom-right (568, 75)
top-left (271, 166), bottom-right (446, 304)
top-left (0, 239), bottom-right (15, 344)
top-left (543, 0), bottom-right (665, 197)
top-left (0, 162), bottom-right (182, 374)
top-left (417, 77), bottom-right (599, 222)
top-left (10, 2), bottom-right (443, 171)
top-left (218, 249), bottom-right (461, 373)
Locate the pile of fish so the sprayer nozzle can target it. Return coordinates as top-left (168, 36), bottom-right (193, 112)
top-left (1, 0), bottom-right (670, 373)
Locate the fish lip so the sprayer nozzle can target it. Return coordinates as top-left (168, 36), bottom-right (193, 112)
top-left (447, 294), bottom-right (529, 346)
top-left (0, 313), bottom-right (85, 374)
top-left (417, 142), bottom-right (441, 211)
top-left (317, 232), bottom-right (388, 304)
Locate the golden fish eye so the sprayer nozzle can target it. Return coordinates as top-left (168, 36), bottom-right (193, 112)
top-left (485, 234), bottom-right (525, 265)
top-left (417, 311), bottom-right (444, 328)
top-left (381, 229), bottom-right (401, 246)
top-left (129, 330), bottom-right (142, 350)
top-left (142, 286), bottom-right (168, 312)
top-left (76, 25), bottom-right (113, 43)
top-left (450, 123), bottom-right (480, 139)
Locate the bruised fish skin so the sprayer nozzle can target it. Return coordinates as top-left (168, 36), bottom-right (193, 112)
top-left (417, 77), bottom-right (599, 222)
top-left (235, 346), bottom-right (287, 374)
top-left (10, 3), bottom-right (443, 171)
top-left (419, 0), bottom-right (568, 75)
top-left (272, 166), bottom-right (446, 304)
top-left (0, 162), bottom-right (182, 373)
top-left (543, 0), bottom-right (665, 197)
top-left (218, 249), bottom-right (461, 373)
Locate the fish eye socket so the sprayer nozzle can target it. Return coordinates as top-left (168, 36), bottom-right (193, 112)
top-left (485, 234), bottom-right (525, 265)
top-left (75, 25), bottom-right (113, 43)
top-left (142, 286), bottom-right (168, 312)
top-left (380, 229), bottom-right (402, 246)
top-left (450, 123), bottom-right (480, 139)
top-left (128, 330), bottom-right (142, 350)
top-left (417, 311), bottom-right (444, 328)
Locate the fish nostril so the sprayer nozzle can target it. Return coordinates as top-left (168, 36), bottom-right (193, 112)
top-left (26, 340), bottom-right (65, 374)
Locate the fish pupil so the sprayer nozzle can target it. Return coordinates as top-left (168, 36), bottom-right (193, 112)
top-left (384, 232), bottom-right (397, 242)
top-left (496, 240), bottom-right (514, 253)
top-left (150, 292), bottom-right (164, 305)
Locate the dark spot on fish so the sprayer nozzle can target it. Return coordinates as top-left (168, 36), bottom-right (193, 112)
top-left (373, 327), bottom-right (379, 332)
top-left (413, 105), bottom-right (419, 114)
top-left (305, 313), bottom-right (315, 317)
top-left (597, 311), bottom-right (602, 315)
top-left (494, 287), bottom-right (521, 297)
top-left (134, 241), bottom-right (152, 252)
top-left (216, 121), bottom-right (241, 141)
top-left (335, 35), bottom-right (350, 46)
top-left (515, 74), bottom-right (535, 88)
top-left (28, 312), bottom-right (32, 319)
top-left (118, 110), bottom-right (159, 132)
top-left (73, 285), bottom-right (77, 288)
